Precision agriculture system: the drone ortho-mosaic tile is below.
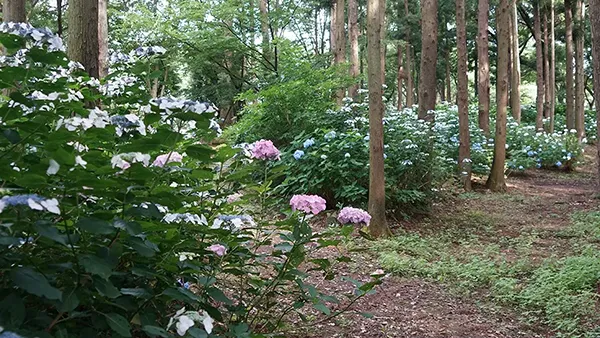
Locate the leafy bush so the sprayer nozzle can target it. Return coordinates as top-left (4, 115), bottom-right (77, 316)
top-left (0, 24), bottom-right (379, 338)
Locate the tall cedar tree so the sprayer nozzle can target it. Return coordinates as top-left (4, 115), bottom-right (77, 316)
top-left (348, 0), bottom-right (360, 99)
top-left (333, 0), bottom-right (346, 104)
top-left (418, 0), bottom-right (438, 119)
top-left (590, 0), bottom-right (600, 182)
top-left (534, 3), bottom-right (544, 130)
top-left (549, 0), bottom-right (555, 132)
top-left (366, 0), bottom-right (391, 237)
top-left (3, 0), bottom-right (26, 22)
top-left (574, 0), bottom-right (586, 141)
top-left (543, 10), bottom-right (551, 130)
top-left (259, 0), bottom-right (271, 62)
top-left (99, 0), bottom-right (108, 78)
top-left (67, 0), bottom-right (101, 78)
top-left (487, 0), bottom-right (510, 192)
top-left (456, 0), bottom-right (471, 191)
top-left (477, 0), bottom-right (490, 134)
top-left (404, 0), bottom-right (414, 107)
top-left (397, 43), bottom-right (404, 109)
top-left (510, 0), bottom-right (521, 122)
top-left (565, 0), bottom-right (575, 129)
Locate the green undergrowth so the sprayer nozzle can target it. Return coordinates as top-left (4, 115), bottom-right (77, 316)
top-left (372, 209), bottom-right (600, 337)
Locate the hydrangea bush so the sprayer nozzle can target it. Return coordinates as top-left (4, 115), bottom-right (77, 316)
top-left (0, 25), bottom-right (381, 337)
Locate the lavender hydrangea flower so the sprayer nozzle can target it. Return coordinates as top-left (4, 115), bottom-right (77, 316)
top-left (289, 195), bottom-right (326, 215)
top-left (152, 152), bottom-right (184, 167)
top-left (207, 244), bottom-right (227, 256)
top-left (337, 207), bottom-right (371, 225)
top-left (303, 138), bottom-right (315, 148)
top-left (293, 150), bottom-right (305, 160)
top-left (0, 195), bottom-right (60, 214)
top-left (251, 140), bottom-right (280, 160)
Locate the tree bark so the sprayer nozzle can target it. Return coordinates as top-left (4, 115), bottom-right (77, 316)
top-left (457, 0), bottom-right (471, 191)
top-left (57, 0), bottom-right (63, 35)
top-left (549, 0), bottom-right (555, 132)
top-left (543, 9), bottom-right (551, 130)
top-left (589, 0), bottom-right (600, 183)
top-left (418, 0), bottom-right (438, 119)
top-left (575, 0), bottom-right (586, 141)
top-left (404, 0), bottom-right (414, 107)
top-left (366, 0), bottom-right (391, 237)
top-left (380, 0), bottom-right (386, 85)
top-left (477, 0), bottom-right (490, 134)
top-left (348, 0), bottom-right (360, 99)
top-left (98, 0), bottom-right (108, 79)
top-left (67, 0), bottom-right (101, 78)
top-left (510, 0), bottom-right (521, 122)
top-left (333, 0), bottom-right (346, 104)
top-left (397, 43), bottom-right (403, 109)
top-left (2, 0), bottom-right (26, 22)
top-left (259, 0), bottom-right (271, 62)
top-left (330, 1), bottom-right (337, 53)
top-left (565, 0), bottom-right (575, 129)
top-left (487, 0), bottom-right (510, 192)
top-left (534, 3), bottom-right (545, 131)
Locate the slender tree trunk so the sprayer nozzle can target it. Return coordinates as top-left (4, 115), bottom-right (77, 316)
top-left (575, 0), bottom-right (586, 141)
top-left (488, 0), bottom-right (510, 192)
top-left (589, 0), bottom-right (600, 183)
top-left (457, 0), bottom-right (471, 191)
top-left (477, 0), bottom-right (490, 134)
top-left (549, 0), bottom-right (555, 132)
top-left (330, 1), bottom-right (337, 53)
top-left (57, 0), bottom-right (63, 35)
top-left (534, 3), bottom-right (545, 131)
top-left (446, 47), bottom-right (452, 103)
top-left (2, 0), bottom-right (26, 22)
top-left (397, 43), bottom-right (404, 109)
top-left (366, 0), bottom-right (391, 237)
top-left (566, 0), bottom-right (576, 129)
top-left (333, 0), bottom-right (346, 104)
top-left (348, 0), bottom-right (360, 99)
top-left (98, 0), bottom-right (108, 78)
top-left (380, 0), bottom-right (386, 85)
top-left (404, 0), bottom-right (414, 107)
top-left (543, 10), bottom-right (551, 130)
top-left (67, 0), bottom-right (100, 78)
top-left (259, 0), bottom-right (271, 62)
top-left (510, 0), bottom-right (521, 122)
top-left (418, 0), bottom-right (439, 119)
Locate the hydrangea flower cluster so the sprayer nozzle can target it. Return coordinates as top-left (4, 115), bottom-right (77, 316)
top-left (150, 97), bottom-right (215, 114)
top-left (251, 139), bottom-right (280, 160)
top-left (152, 152), bottom-right (184, 167)
top-left (289, 195), bottom-right (326, 215)
top-left (211, 214), bottom-right (255, 231)
top-left (111, 114), bottom-right (147, 136)
top-left (56, 107), bottom-right (110, 131)
top-left (111, 152), bottom-right (151, 169)
top-left (0, 195), bottom-right (60, 214)
top-left (207, 244), bottom-right (227, 256)
top-left (167, 307), bottom-right (214, 336)
top-left (163, 213), bottom-right (208, 225)
top-left (337, 207), bottom-right (371, 225)
top-left (293, 150), bottom-right (305, 160)
top-left (0, 22), bottom-right (64, 51)
top-left (131, 46), bottom-right (167, 57)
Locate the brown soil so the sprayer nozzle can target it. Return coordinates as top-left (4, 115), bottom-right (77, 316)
top-left (292, 147), bottom-right (599, 338)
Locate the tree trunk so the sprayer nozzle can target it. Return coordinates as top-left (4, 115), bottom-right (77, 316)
top-left (549, 0), bottom-right (555, 132)
top-left (589, 0), bottom-right (600, 183)
top-left (534, 3), bottom-right (545, 131)
top-left (57, 0), bottom-right (63, 35)
top-left (98, 0), bottom-right (108, 79)
top-left (330, 1), bottom-right (337, 53)
top-left (445, 47), bottom-right (452, 103)
top-left (477, 0), bottom-right (490, 134)
top-left (418, 0), bottom-right (438, 119)
top-left (259, 0), bottom-right (271, 62)
top-left (543, 10), bottom-right (551, 130)
top-left (366, 0), bottom-right (391, 237)
top-left (510, 0), bottom-right (521, 122)
top-left (404, 0), bottom-right (414, 107)
top-left (457, 0), bottom-right (471, 191)
top-left (487, 0), bottom-right (510, 192)
top-left (333, 0), bottom-right (346, 104)
top-left (566, 0), bottom-right (575, 129)
top-left (2, 0), bottom-right (26, 22)
top-left (575, 0), bottom-right (586, 141)
top-left (380, 0), bottom-right (386, 85)
top-left (397, 43), bottom-right (403, 109)
top-left (67, 0), bottom-right (100, 78)
top-left (348, 0), bottom-right (360, 99)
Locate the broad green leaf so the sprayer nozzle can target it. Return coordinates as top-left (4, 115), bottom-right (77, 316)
top-left (34, 221), bottom-right (69, 246)
top-left (120, 288), bottom-right (151, 299)
top-left (76, 218), bottom-right (116, 235)
top-left (187, 328), bottom-right (208, 338)
top-left (11, 267), bottom-right (62, 300)
top-left (206, 287), bottom-right (233, 305)
top-left (58, 288), bottom-right (80, 312)
top-left (185, 145), bottom-right (215, 162)
top-left (93, 277), bottom-right (121, 298)
top-left (312, 302), bottom-right (330, 315)
top-left (79, 254), bottom-right (113, 279)
top-left (104, 312), bottom-right (132, 337)
top-left (2, 129), bottom-right (20, 144)
top-left (142, 325), bottom-right (169, 338)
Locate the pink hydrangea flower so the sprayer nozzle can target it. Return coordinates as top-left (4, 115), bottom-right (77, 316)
top-left (207, 244), bottom-right (227, 256)
top-left (337, 207), bottom-right (371, 225)
top-left (227, 193), bottom-right (243, 203)
top-left (152, 151), bottom-right (183, 167)
top-left (289, 194), bottom-right (327, 215)
top-left (251, 139), bottom-right (280, 160)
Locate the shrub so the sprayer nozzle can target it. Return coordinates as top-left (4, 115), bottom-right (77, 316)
top-left (0, 24), bottom-right (379, 338)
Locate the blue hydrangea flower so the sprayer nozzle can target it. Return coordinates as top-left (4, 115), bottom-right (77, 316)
top-left (536, 163), bottom-right (542, 168)
top-left (293, 150), bottom-right (305, 160)
top-left (303, 138), bottom-right (315, 148)
top-left (184, 282), bottom-right (190, 289)
top-left (1, 194), bottom-right (44, 206)
top-left (324, 131), bottom-right (336, 141)
top-left (527, 150), bottom-right (535, 157)
top-left (518, 165), bottom-right (524, 170)
top-left (556, 161), bottom-right (562, 167)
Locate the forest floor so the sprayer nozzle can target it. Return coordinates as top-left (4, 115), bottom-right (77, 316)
top-left (294, 146), bottom-right (600, 338)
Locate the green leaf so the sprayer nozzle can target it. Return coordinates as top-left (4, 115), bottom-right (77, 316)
top-left (142, 325), bottom-right (169, 338)
top-left (0, 33), bottom-right (25, 50)
top-left (11, 267), bottom-right (62, 300)
top-left (2, 129), bottom-right (20, 144)
top-left (104, 312), bottom-right (132, 337)
top-left (79, 254), bottom-right (113, 279)
top-left (185, 145), bottom-right (216, 162)
top-left (34, 221), bottom-right (69, 246)
top-left (120, 288), bottom-right (151, 299)
top-left (128, 237), bottom-right (159, 257)
top-left (187, 328), bottom-right (208, 338)
top-left (76, 218), bottom-right (116, 235)
top-left (312, 302), bottom-right (330, 315)
top-left (113, 219), bottom-right (142, 235)
top-left (59, 288), bottom-right (80, 312)
top-left (206, 287), bottom-right (233, 305)
top-left (93, 277), bottom-right (121, 298)
top-left (16, 174), bottom-right (47, 188)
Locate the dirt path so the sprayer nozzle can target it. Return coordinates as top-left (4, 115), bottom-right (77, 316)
top-left (297, 148), bottom-right (599, 338)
